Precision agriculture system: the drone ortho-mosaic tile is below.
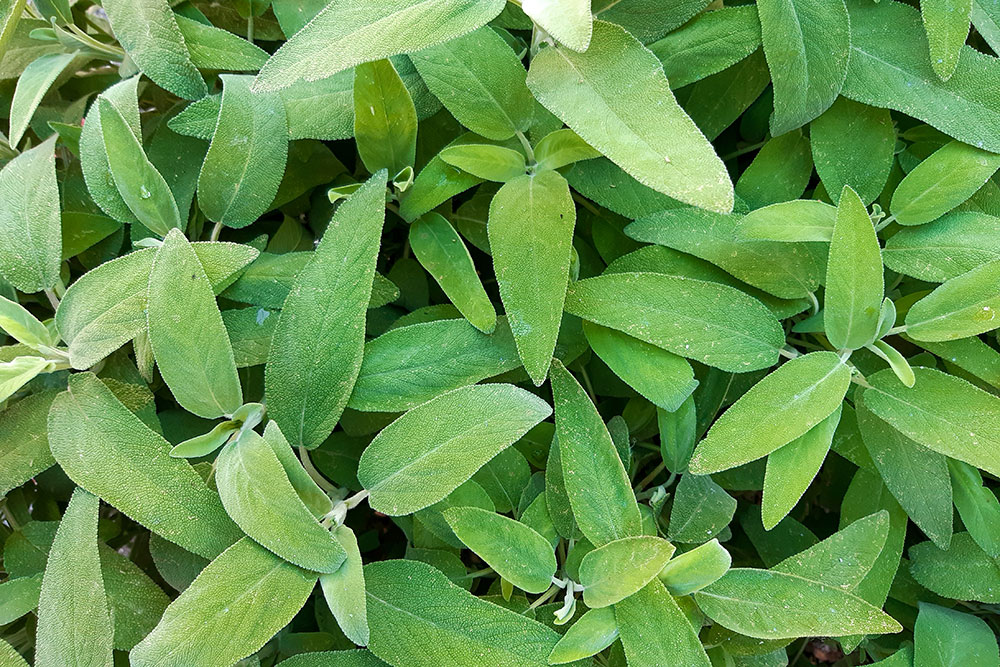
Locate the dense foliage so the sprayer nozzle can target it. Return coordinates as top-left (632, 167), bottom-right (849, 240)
top-left (1, 0), bottom-right (1000, 665)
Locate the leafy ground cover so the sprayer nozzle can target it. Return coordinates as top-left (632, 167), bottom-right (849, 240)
top-left (1, 0), bottom-right (1000, 665)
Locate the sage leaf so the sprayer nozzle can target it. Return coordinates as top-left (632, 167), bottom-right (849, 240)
top-left (488, 169), bottom-right (575, 384)
top-left (35, 488), bottom-right (113, 667)
top-left (320, 525), bottom-right (369, 646)
top-left (616, 578), bottom-right (712, 667)
top-left (579, 536), bottom-right (675, 608)
top-left (526, 20), bottom-right (733, 213)
top-left (353, 59), bottom-right (417, 176)
top-left (357, 383), bottom-right (551, 515)
top-left (265, 171), bottom-right (387, 448)
top-left (689, 352), bottom-right (851, 474)
top-left (905, 259), bottom-right (1000, 341)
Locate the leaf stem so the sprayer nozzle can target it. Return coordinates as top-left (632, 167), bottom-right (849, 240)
top-left (515, 130), bottom-right (535, 164)
top-left (874, 214), bottom-right (896, 232)
top-left (209, 221), bottom-right (223, 242)
top-left (637, 461), bottom-right (666, 490)
top-left (298, 446), bottom-right (337, 493)
top-left (43, 288), bottom-right (60, 310)
top-left (886, 325), bottom-right (907, 336)
top-left (721, 140), bottom-right (766, 161)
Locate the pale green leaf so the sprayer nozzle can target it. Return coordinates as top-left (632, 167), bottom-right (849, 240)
top-left (883, 211), bottom-right (1000, 282)
top-left (825, 185), bottom-right (884, 350)
top-left (533, 129), bottom-right (600, 171)
top-left (8, 52), bottom-right (75, 147)
top-left (147, 229), bottom-right (242, 419)
top-left (695, 568), bottom-right (902, 639)
top-left (658, 539), bottom-right (732, 596)
top-left (35, 488), bottom-right (113, 667)
top-left (130, 538), bottom-right (317, 667)
top-left (198, 75), bottom-right (288, 228)
top-left (216, 430), bottom-right (347, 573)
top-left (265, 171), bottom-right (387, 448)
top-left (922, 0), bottom-right (973, 81)
top-left (409, 26), bottom-right (532, 140)
top-left (548, 607), bottom-right (618, 665)
top-left (320, 525), bottom-right (369, 646)
top-left (905, 259), bottom-right (1000, 341)
top-left (175, 14), bottom-right (268, 71)
top-left (689, 352), bottom-right (851, 474)
top-left (737, 199), bottom-right (837, 243)
top-left (616, 578), bottom-right (712, 667)
top-left (348, 318), bottom-right (521, 413)
top-left (365, 559), bottom-right (563, 667)
top-left (861, 367), bottom-right (1000, 477)
top-left (526, 20), bottom-right (733, 213)
top-left (48, 372), bottom-right (241, 559)
top-left (0, 136), bottom-right (60, 292)
top-left (354, 59), bottom-right (416, 176)
top-left (949, 459), bottom-right (1000, 558)
top-left (0, 390), bottom-right (57, 496)
top-left (811, 98), bottom-right (896, 205)
top-left (668, 473), bottom-right (737, 543)
top-left (444, 507), bottom-right (556, 594)
top-left (579, 536), bottom-right (675, 608)
top-left (253, 0), bottom-right (506, 92)
top-left (521, 0), bottom-right (592, 51)
top-left (758, 0), bottom-right (850, 135)
top-left (440, 144), bottom-right (525, 182)
top-left (566, 272), bottom-right (784, 373)
top-left (488, 169), bottom-right (575, 384)
top-left (550, 359), bottom-right (641, 546)
top-left (357, 383), bottom-right (551, 515)
top-left (102, 0), bottom-right (207, 100)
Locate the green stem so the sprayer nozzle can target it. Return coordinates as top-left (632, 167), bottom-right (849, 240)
top-left (721, 140), bottom-right (765, 161)
top-left (515, 130), bottom-right (535, 164)
top-left (637, 461), bottom-right (666, 491)
top-left (246, 15), bottom-right (254, 42)
top-left (298, 446), bottom-right (337, 493)
top-left (209, 221), bottom-right (223, 242)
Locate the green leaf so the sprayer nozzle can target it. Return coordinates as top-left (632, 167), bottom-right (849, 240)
top-left (488, 169), bottom-right (575, 384)
top-left (583, 321), bottom-right (697, 413)
top-left (56, 242), bottom-right (257, 370)
top-left (0, 573), bottom-right (43, 625)
top-left (737, 199), bottom-right (838, 243)
top-left (365, 559), bottom-right (564, 667)
top-left (891, 141), bottom-right (1000, 226)
top-left (521, 0), bottom-right (592, 51)
top-left (856, 401), bottom-right (953, 549)
top-left (0, 390), bottom-right (57, 496)
top-left (867, 339), bottom-right (916, 388)
top-left (533, 129), bottom-right (600, 171)
top-left (658, 395), bottom-right (697, 473)
top-left (0, 0), bottom-right (27, 58)
top-left (843, 0), bottom-right (1000, 153)
top-left (547, 607), bottom-right (618, 664)
top-left (905, 259), bottom-right (1000, 341)
top-left (0, 355), bottom-right (53, 402)
top-left (102, 0), bottom-right (207, 100)
top-left (774, 510), bottom-right (890, 590)
top-left (668, 473), bottom-right (737, 543)
top-left (762, 405), bottom-right (840, 530)
top-left (175, 14), bottom-right (268, 71)
top-left (579, 536), bottom-right (675, 608)
top-left (883, 211), bottom-right (1000, 282)
top-left (471, 447), bottom-right (531, 515)
top-left (825, 185), bottom-right (884, 350)
top-left (35, 488), bottom-right (113, 667)
top-left (79, 77), bottom-right (141, 226)
top-left (734, 130), bottom-right (814, 209)
top-left (8, 52), bottom-right (75, 147)
top-left (550, 359), bottom-right (641, 546)
top-left (861, 367), bottom-right (1000, 477)
top-left (0, 136), bottom-right (60, 292)
top-left (914, 603), bottom-right (999, 666)
top-left (615, 578), bottom-right (712, 667)
top-left (349, 318), bottom-right (520, 412)
top-left (810, 98), bottom-right (896, 205)
top-left (443, 506), bottom-right (556, 593)
top-left (565, 272), bottom-right (784, 373)
top-left (357, 383), bottom-right (551, 515)
top-left (690, 352), bottom-right (851, 474)
top-left (261, 421), bottom-right (334, 518)
top-left (265, 171), bottom-right (387, 448)
top-left (353, 59), bottom-right (417, 176)
top-left (758, 0), bottom-right (850, 135)
top-left (253, 0), bottom-right (506, 92)
top-left (409, 26), bottom-right (532, 140)
top-left (626, 207), bottom-right (828, 299)
top-left (198, 75), bottom-right (288, 228)
top-left (0, 294), bottom-right (53, 350)
top-left (320, 525), bottom-right (369, 646)
top-left (98, 544), bottom-right (170, 650)
top-left (409, 213), bottom-right (495, 333)
top-left (0, 638), bottom-right (29, 667)
top-left (949, 459), bottom-right (1000, 558)
top-left (216, 429), bottom-right (346, 573)
top-left (658, 539), bottom-right (732, 596)
top-left (910, 532), bottom-right (1000, 603)
top-left (147, 229), bottom-right (243, 419)
top-left (48, 372), bottom-right (241, 559)
top-left (695, 568), bottom-right (902, 639)
top-left (130, 538), bottom-right (317, 667)
top-left (399, 134), bottom-right (484, 222)
top-left (650, 5), bottom-right (762, 90)
top-left (99, 98), bottom-right (181, 238)
top-left (526, 20), bottom-right (733, 213)
top-left (922, 0), bottom-right (973, 82)
top-left (440, 144), bottom-right (526, 182)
